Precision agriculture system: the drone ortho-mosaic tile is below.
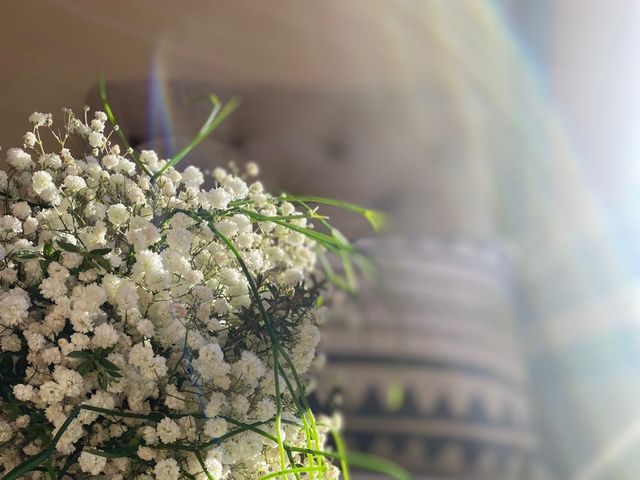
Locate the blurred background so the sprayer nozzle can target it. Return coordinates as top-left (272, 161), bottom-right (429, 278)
top-left (2, 1), bottom-right (640, 478)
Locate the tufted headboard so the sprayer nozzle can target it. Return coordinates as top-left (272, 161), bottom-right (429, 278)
top-left (86, 80), bottom-right (497, 240)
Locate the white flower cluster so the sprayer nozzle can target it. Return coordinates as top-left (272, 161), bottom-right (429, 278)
top-left (0, 109), bottom-right (339, 479)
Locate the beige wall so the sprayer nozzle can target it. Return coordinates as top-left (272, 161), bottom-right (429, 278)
top-left (1, 0), bottom-right (456, 145)
top-left (1, 1), bottom-right (521, 238)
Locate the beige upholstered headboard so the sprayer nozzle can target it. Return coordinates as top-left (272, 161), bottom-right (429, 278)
top-left (85, 80), bottom-right (495, 240)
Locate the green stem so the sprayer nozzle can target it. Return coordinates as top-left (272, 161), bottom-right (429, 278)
top-left (194, 450), bottom-right (215, 480)
top-left (210, 226), bottom-right (329, 477)
top-left (259, 466), bottom-right (326, 480)
top-left (210, 225), bottom-right (290, 479)
top-left (331, 429), bottom-right (350, 480)
top-left (290, 447), bottom-right (413, 480)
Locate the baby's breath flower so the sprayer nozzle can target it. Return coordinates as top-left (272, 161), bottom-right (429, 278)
top-left (23, 132), bottom-right (37, 148)
top-left (7, 147), bottom-right (34, 170)
top-left (87, 131), bottom-right (104, 148)
top-left (79, 451), bottom-right (107, 475)
top-left (204, 417), bottom-right (228, 437)
top-left (11, 202), bottom-right (31, 220)
top-left (0, 287), bottom-right (30, 326)
top-left (32, 170), bottom-right (53, 194)
top-left (12, 384), bottom-right (34, 401)
top-left (164, 384), bottom-right (186, 410)
top-left (0, 334), bottom-right (21, 352)
top-left (92, 322), bottom-right (119, 349)
top-left (156, 418), bottom-right (181, 444)
top-left (0, 106), bottom-right (342, 479)
top-left (137, 446), bottom-right (155, 461)
top-left (28, 112), bottom-right (51, 127)
top-left (246, 161), bottom-right (259, 177)
top-left (39, 381), bottom-right (64, 404)
top-left (154, 458), bottom-right (180, 480)
top-left (63, 175), bottom-right (87, 192)
top-left (0, 421), bottom-right (13, 442)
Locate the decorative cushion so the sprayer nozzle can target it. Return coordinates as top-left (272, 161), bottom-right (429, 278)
top-left (314, 237), bottom-right (550, 479)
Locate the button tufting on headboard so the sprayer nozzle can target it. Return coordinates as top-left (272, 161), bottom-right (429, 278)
top-left (324, 137), bottom-right (350, 164)
top-left (85, 80), bottom-right (498, 239)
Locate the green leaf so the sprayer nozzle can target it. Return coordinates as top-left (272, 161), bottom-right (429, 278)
top-left (0, 352), bottom-right (14, 374)
top-left (90, 248), bottom-right (112, 256)
top-left (42, 243), bottom-right (55, 259)
top-left (46, 460), bottom-right (56, 480)
top-left (76, 361), bottom-right (93, 376)
top-left (97, 371), bottom-right (108, 389)
top-left (89, 254), bottom-right (112, 272)
top-left (85, 448), bottom-right (132, 459)
top-left (66, 351), bottom-right (91, 359)
top-left (240, 209), bottom-right (352, 252)
top-left (102, 346), bottom-right (116, 356)
top-left (1, 404), bottom-right (21, 421)
top-left (57, 241), bottom-right (81, 253)
top-left (97, 357), bottom-right (120, 372)
top-left (13, 250), bottom-right (38, 259)
top-left (14, 356), bottom-right (27, 378)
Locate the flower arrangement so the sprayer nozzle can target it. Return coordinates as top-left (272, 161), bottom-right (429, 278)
top-left (0, 82), bottom-right (403, 480)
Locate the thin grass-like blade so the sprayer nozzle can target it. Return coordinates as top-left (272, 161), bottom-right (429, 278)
top-left (290, 446), bottom-right (414, 480)
top-left (331, 430), bottom-right (350, 480)
top-left (194, 450), bottom-right (216, 480)
top-left (151, 95), bottom-right (241, 181)
top-left (346, 451), bottom-right (413, 480)
top-left (259, 466), bottom-right (327, 480)
top-left (282, 195), bottom-right (387, 231)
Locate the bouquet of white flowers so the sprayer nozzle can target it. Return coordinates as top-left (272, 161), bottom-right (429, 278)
top-left (0, 83), bottom-right (391, 480)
